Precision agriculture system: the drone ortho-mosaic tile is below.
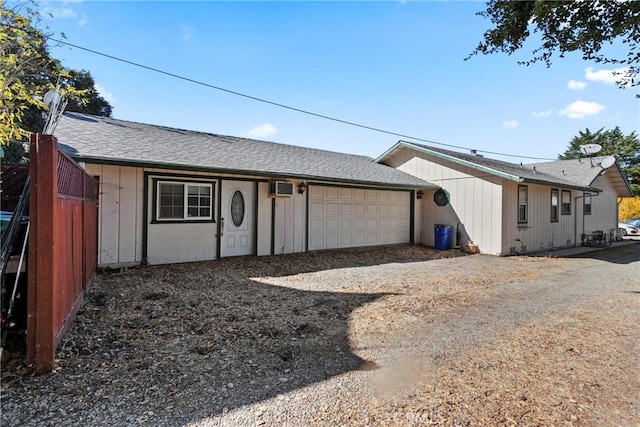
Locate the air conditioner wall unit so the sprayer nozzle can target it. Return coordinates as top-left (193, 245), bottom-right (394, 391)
top-left (269, 180), bottom-right (294, 197)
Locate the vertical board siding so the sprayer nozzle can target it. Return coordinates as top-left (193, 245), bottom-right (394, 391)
top-left (273, 192), bottom-right (306, 255)
top-left (503, 181), bottom-right (581, 254)
top-left (256, 182), bottom-right (272, 256)
top-left (389, 150), bottom-right (503, 254)
top-left (85, 164), bottom-right (144, 267)
top-left (583, 174), bottom-right (619, 237)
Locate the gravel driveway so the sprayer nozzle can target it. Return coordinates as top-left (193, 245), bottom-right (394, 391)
top-left (1, 243), bottom-right (638, 426)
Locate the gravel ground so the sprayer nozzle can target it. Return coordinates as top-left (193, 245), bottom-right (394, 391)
top-left (1, 243), bottom-right (638, 426)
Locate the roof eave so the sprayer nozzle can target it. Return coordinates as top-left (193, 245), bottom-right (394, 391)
top-left (72, 155), bottom-right (439, 190)
top-left (520, 177), bottom-right (599, 193)
top-left (377, 141), bottom-right (523, 183)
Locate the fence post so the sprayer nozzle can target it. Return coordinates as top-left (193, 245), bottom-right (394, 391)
top-left (27, 134), bottom-right (59, 374)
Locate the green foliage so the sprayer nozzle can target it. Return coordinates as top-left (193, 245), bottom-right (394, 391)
top-left (64, 69), bottom-right (113, 117)
top-left (0, 1), bottom-right (49, 143)
top-left (559, 127), bottom-right (640, 195)
top-left (0, 0), bottom-right (113, 163)
top-left (470, 0), bottom-right (640, 89)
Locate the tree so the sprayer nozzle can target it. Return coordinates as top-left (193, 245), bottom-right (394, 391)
top-left (618, 197), bottom-right (640, 222)
top-left (559, 127), bottom-right (640, 194)
top-left (64, 69), bottom-right (113, 117)
top-left (469, 1), bottom-right (640, 90)
top-left (0, 1), bottom-right (112, 163)
top-left (1, 1), bottom-right (50, 148)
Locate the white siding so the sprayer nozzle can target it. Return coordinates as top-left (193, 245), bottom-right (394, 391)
top-left (583, 174), bottom-right (620, 238)
top-left (273, 191), bottom-right (306, 255)
top-left (146, 174), bottom-right (218, 265)
top-left (386, 150), bottom-right (503, 255)
top-left (502, 182), bottom-right (575, 255)
top-left (501, 177), bottom-right (619, 254)
top-left (85, 164), bottom-right (144, 267)
top-left (256, 182), bottom-right (273, 256)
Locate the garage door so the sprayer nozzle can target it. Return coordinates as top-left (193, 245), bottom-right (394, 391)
top-left (308, 185), bottom-right (411, 250)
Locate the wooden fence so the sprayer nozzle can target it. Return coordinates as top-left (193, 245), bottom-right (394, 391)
top-left (27, 134), bottom-right (98, 374)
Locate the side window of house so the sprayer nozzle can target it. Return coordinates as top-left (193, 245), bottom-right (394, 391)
top-left (561, 190), bottom-right (571, 215)
top-left (518, 185), bottom-right (528, 224)
top-left (550, 189), bottom-right (559, 222)
top-left (157, 181), bottom-right (213, 221)
top-left (583, 192), bottom-right (592, 215)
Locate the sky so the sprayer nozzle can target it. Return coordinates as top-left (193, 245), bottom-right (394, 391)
top-left (28, 0), bottom-right (640, 163)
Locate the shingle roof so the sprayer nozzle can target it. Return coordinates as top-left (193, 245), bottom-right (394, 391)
top-left (377, 141), bottom-right (632, 195)
top-left (54, 113), bottom-right (437, 189)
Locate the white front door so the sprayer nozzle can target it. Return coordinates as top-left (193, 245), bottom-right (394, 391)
top-left (220, 180), bottom-right (254, 257)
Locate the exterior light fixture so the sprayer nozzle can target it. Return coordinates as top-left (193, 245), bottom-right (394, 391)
top-left (298, 181), bottom-right (308, 194)
top-left (416, 190), bottom-right (424, 200)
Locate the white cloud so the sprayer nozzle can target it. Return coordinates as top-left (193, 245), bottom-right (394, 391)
top-left (180, 24), bottom-right (195, 42)
top-left (246, 123), bottom-right (278, 139)
top-left (43, 5), bottom-right (87, 26)
top-left (558, 100), bottom-right (605, 119)
top-left (95, 84), bottom-right (117, 104)
top-left (502, 120), bottom-right (519, 129)
top-left (585, 66), bottom-right (633, 86)
top-left (532, 110), bottom-right (553, 118)
top-left (567, 80), bottom-right (587, 90)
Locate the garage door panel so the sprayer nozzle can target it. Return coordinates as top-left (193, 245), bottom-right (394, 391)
top-left (310, 202), bottom-right (324, 215)
top-left (340, 188), bottom-right (352, 199)
top-left (308, 185), bottom-right (410, 251)
top-left (310, 219), bottom-right (324, 232)
top-left (326, 218), bottom-right (339, 231)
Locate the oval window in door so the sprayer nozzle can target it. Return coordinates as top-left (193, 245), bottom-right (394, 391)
top-left (230, 190), bottom-right (245, 227)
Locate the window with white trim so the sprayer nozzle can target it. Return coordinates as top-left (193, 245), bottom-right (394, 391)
top-left (157, 181), bottom-right (213, 221)
top-left (518, 185), bottom-right (528, 224)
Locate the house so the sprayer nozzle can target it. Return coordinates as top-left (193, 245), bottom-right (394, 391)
top-left (54, 113), bottom-right (439, 267)
top-left (377, 141), bottom-right (634, 255)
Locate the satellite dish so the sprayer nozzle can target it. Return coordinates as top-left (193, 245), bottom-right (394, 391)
top-left (599, 156), bottom-right (616, 169)
top-left (579, 144), bottom-right (602, 155)
top-left (43, 91), bottom-right (61, 110)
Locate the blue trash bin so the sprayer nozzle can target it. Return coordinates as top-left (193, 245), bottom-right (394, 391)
top-left (434, 224), bottom-right (453, 250)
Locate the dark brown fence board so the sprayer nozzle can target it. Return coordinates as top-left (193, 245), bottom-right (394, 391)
top-left (27, 134), bottom-right (98, 374)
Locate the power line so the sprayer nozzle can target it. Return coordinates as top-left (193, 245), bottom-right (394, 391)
top-left (31, 28), bottom-right (557, 161)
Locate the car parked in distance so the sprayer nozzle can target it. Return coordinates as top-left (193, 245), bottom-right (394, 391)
top-left (624, 218), bottom-right (640, 228)
top-left (618, 222), bottom-right (639, 236)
